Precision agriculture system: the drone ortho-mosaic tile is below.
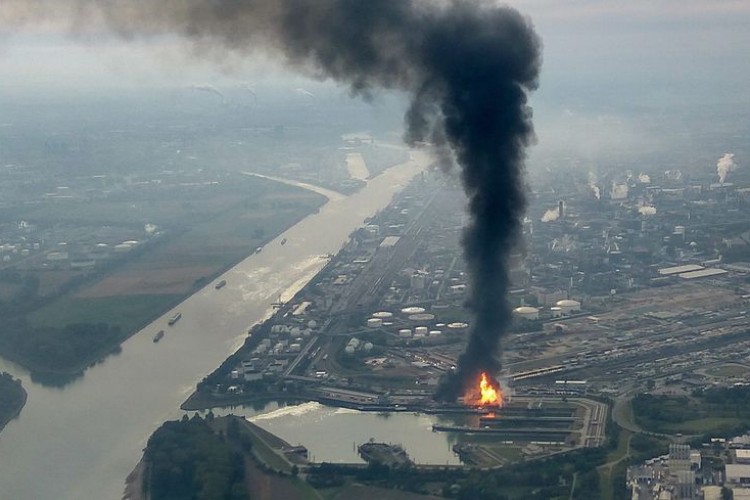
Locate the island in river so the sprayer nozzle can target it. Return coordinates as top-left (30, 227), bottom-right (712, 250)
top-left (0, 372), bottom-right (27, 434)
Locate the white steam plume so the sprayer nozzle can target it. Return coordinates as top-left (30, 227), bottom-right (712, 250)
top-left (541, 208), bottom-right (559, 222)
top-left (588, 172), bottom-right (601, 199)
top-left (717, 153), bottom-right (737, 184)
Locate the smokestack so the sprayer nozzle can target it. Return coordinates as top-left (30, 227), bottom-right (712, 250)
top-left (2, 0), bottom-right (542, 402)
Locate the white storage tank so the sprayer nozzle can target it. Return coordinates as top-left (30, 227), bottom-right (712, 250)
top-left (344, 345), bottom-right (356, 355)
top-left (401, 306), bottom-right (426, 315)
top-left (372, 311), bottom-right (393, 319)
top-left (447, 322), bottom-right (469, 331)
top-left (550, 306), bottom-right (563, 318)
top-left (555, 299), bottom-right (581, 315)
top-left (398, 328), bottom-right (412, 338)
top-left (415, 326), bottom-right (429, 336)
top-left (429, 330), bottom-right (442, 336)
top-left (513, 306), bottom-right (540, 320)
top-left (367, 318), bottom-right (383, 328)
top-left (408, 313), bottom-right (436, 322)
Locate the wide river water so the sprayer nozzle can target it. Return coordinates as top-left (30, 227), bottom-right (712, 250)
top-left (0, 152), bottom-right (464, 500)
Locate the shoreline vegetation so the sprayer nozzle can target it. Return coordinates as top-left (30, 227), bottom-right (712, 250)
top-left (0, 179), bottom-right (327, 382)
top-left (0, 372), bottom-right (27, 434)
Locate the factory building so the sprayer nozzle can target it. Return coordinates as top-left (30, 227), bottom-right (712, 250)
top-left (736, 449), bottom-right (750, 464)
top-left (725, 463), bottom-right (750, 486)
top-left (669, 444), bottom-right (691, 475)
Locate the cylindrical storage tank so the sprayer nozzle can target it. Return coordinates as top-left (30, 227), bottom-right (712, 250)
top-left (401, 306), bottom-right (426, 315)
top-left (513, 306), bottom-right (539, 321)
top-left (344, 345), bottom-right (356, 355)
top-left (398, 328), bottom-right (412, 338)
top-left (447, 322), bottom-right (469, 331)
top-left (555, 299), bottom-right (581, 315)
top-left (372, 311), bottom-right (393, 319)
top-left (415, 326), bottom-right (429, 336)
top-left (429, 330), bottom-right (442, 336)
top-left (408, 313), bottom-right (435, 322)
top-left (550, 307), bottom-right (563, 318)
top-left (367, 318), bottom-right (383, 328)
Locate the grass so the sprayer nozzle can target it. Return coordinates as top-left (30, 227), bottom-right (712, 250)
top-left (239, 420), bottom-right (294, 473)
top-left (28, 294), bottom-right (180, 332)
top-left (5, 176), bottom-right (327, 377)
top-left (290, 477), bottom-right (324, 500)
top-left (660, 417), bottom-right (745, 434)
top-left (483, 444), bottom-right (523, 463)
top-left (706, 364), bottom-right (750, 378)
top-left (598, 429), bottom-right (632, 500)
top-left (633, 392), bottom-right (750, 435)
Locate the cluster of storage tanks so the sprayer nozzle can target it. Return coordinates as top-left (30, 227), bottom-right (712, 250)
top-left (344, 337), bottom-right (374, 355)
top-left (363, 307), bottom-right (469, 340)
top-left (512, 299), bottom-right (581, 321)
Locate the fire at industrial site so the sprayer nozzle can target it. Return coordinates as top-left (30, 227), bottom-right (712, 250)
top-left (464, 372), bottom-right (503, 407)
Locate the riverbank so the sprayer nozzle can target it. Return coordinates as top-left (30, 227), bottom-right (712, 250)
top-left (0, 183), bottom-right (327, 382)
top-left (0, 372), bottom-right (27, 433)
top-left (0, 154), bottom-right (429, 500)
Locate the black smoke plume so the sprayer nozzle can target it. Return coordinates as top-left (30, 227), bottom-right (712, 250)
top-left (2, 0), bottom-right (542, 401)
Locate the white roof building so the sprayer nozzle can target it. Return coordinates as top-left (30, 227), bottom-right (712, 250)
top-left (726, 463), bottom-right (750, 485)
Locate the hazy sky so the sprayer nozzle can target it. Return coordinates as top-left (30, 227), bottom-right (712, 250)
top-left (1, 0), bottom-right (747, 173)
top-left (1, 0), bottom-right (747, 91)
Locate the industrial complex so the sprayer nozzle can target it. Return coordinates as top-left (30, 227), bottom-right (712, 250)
top-left (187, 160), bottom-right (750, 492)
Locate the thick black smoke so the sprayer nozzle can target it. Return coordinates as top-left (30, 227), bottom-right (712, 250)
top-left (3, 0), bottom-right (541, 400)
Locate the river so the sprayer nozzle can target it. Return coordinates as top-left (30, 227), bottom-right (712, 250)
top-left (0, 151), bottom-right (431, 500)
top-left (211, 401), bottom-right (463, 466)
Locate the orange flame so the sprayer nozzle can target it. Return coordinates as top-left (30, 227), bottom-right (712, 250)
top-left (479, 372), bottom-right (500, 406)
top-left (462, 372), bottom-right (503, 407)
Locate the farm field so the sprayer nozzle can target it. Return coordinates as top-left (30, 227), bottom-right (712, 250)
top-left (0, 175), bottom-right (326, 378)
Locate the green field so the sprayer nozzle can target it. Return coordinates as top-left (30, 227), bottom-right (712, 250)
top-left (633, 389), bottom-right (750, 436)
top-left (706, 364), bottom-right (750, 378)
top-left (598, 429), bottom-right (632, 500)
top-left (0, 176), bottom-right (326, 379)
top-left (29, 295), bottom-right (180, 332)
top-left (239, 420), bottom-right (294, 474)
top-left (658, 417), bottom-right (745, 434)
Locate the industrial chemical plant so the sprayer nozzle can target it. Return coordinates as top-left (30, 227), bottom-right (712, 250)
top-left (183, 153), bottom-right (750, 478)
